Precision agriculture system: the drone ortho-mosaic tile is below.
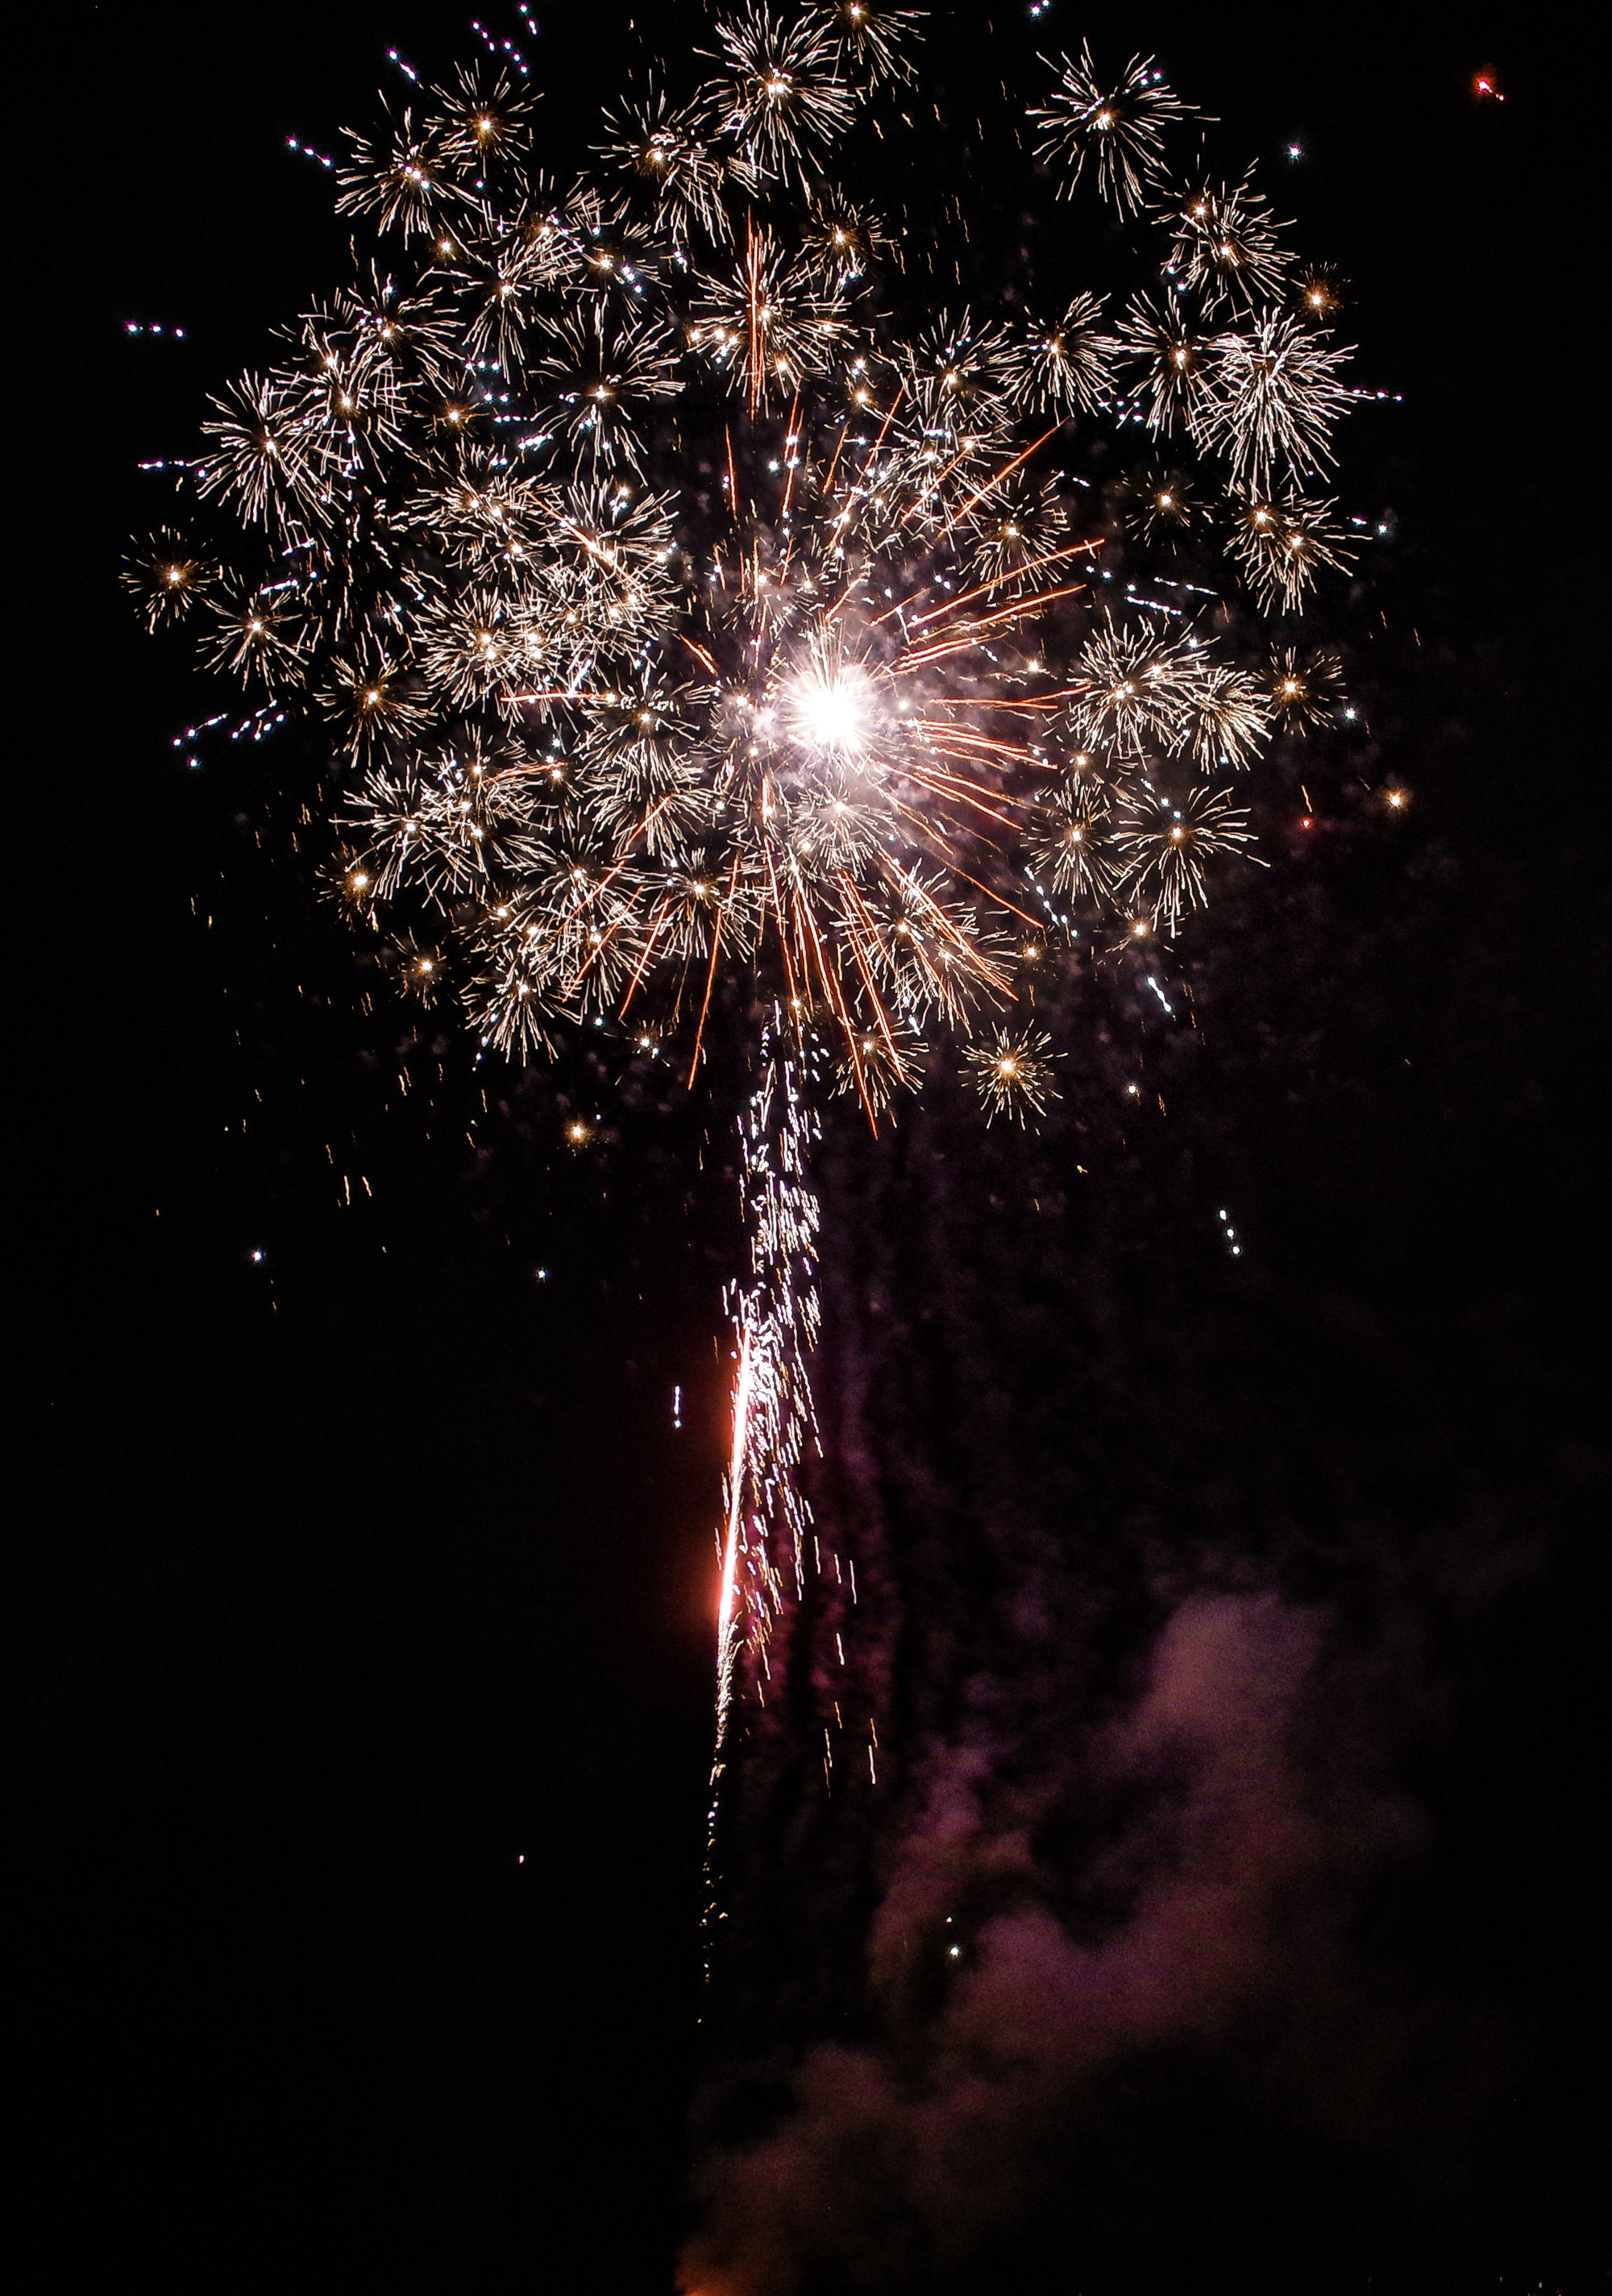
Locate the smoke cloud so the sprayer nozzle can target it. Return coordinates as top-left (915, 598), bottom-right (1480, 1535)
top-left (681, 1587), bottom-right (1444, 2293)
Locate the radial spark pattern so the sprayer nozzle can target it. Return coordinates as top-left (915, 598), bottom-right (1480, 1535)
top-left (131, 6), bottom-right (1361, 1130)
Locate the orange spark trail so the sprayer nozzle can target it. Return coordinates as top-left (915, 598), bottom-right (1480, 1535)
top-left (714, 1321), bottom-right (756, 1742)
top-left (900, 539), bottom-right (1105, 627)
top-left (939, 423), bottom-right (1064, 536)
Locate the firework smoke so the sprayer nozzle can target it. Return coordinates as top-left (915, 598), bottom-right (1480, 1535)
top-left (685, 1591), bottom-right (1404, 2293)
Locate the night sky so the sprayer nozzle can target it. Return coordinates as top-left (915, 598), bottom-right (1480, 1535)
top-left (21, 6), bottom-right (1606, 2290)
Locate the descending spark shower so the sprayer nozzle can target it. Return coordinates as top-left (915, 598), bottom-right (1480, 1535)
top-left (130, 4), bottom-right (1361, 1891)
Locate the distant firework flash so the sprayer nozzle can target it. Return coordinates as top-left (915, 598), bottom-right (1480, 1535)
top-left (131, 6), bottom-right (1366, 1811)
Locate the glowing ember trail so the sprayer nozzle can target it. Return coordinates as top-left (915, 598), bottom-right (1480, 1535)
top-left (704, 1020), bottom-right (825, 1936)
top-left (714, 1322), bottom-right (755, 1749)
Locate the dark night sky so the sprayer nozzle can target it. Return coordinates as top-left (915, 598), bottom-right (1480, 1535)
top-left (19, 6), bottom-right (1607, 2290)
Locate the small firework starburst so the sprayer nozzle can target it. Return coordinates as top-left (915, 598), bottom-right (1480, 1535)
top-left (1030, 44), bottom-right (1192, 215)
top-left (1267, 644), bottom-right (1345, 730)
top-left (122, 527), bottom-right (218, 629)
top-left (964, 1025), bottom-right (1059, 1123)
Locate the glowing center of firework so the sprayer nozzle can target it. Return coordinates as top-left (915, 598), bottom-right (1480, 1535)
top-left (780, 667), bottom-right (876, 762)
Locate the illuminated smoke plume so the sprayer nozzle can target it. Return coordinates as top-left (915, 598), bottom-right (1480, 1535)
top-left (685, 1591), bottom-right (1378, 2292)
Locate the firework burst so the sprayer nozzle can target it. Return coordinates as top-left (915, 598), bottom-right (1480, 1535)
top-left (132, 5), bottom-right (1366, 1738)
top-left (133, 7), bottom-right (1361, 1100)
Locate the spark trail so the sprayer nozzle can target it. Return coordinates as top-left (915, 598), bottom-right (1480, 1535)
top-left (713, 1018), bottom-right (824, 1753)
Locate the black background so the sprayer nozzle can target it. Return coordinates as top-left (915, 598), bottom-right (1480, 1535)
top-left (19, 5), bottom-right (1606, 2289)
